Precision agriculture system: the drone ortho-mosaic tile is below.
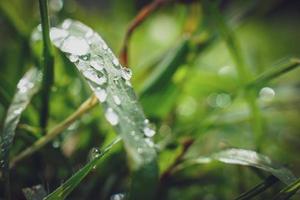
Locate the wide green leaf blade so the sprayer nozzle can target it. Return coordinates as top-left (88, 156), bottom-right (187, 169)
top-left (179, 148), bottom-right (296, 185)
top-left (0, 68), bottom-right (41, 174)
top-left (44, 137), bottom-right (121, 200)
top-left (49, 19), bottom-right (158, 200)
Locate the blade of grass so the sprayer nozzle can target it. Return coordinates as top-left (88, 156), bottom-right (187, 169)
top-left (44, 137), bottom-right (121, 200)
top-left (49, 19), bottom-right (158, 200)
top-left (207, 1), bottom-right (264, 149)
top-left (0, 68), bottom-right (41, 199)
top-left (273, 178), bottom-right (300, 200)
top-left (248, 58), bottom-right (300, 88)
top-left (38, 0), bottom-right (54, 131)
top-left (235, 175), bottom-right (279, 200)
top-left (10, 95), bottom-right (98, 167)
top-left (176, 148), bottom-right (297, 185)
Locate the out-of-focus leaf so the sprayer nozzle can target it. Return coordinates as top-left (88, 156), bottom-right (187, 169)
top-left (273, 178), bottom-right (300, 200)
top-left (179, 148), bottom-right (297, 185)
top-left (44, 137), bottom-right (121, 200)
top-left (49, 19), bottom-right (158, 200)
top-left (139, 38), bottom-right (190, 117)
top-left (22, 185), bottom-right (47, 200)
top-left (0, 68), bottom-right (41, 174)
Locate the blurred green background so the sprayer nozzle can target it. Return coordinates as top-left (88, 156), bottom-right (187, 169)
top-left (0, 0), bottom-right (300, 199)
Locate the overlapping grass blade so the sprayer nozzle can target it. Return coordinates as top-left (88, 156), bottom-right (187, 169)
top-left (44, 137), bottom-right (121, 200)
top-left (235, 176), bottom-right (278, 200)
top-left (178, 148), bottom-right (296, 185)
top-left (273, 178), bottom-right (300, 200)
top-left (49, 19), bottom-right (158, 200)
top-left (0, 68), bottom-right (41, 175)
top-left (248, 58), bottom-right (300, 88)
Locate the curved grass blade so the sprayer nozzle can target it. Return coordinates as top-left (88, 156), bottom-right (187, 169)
top-left (0, 68), bottom-right (41, 174)
top-left (44, 137), bottom-right (121, 200)
top-left (49, 19), bottom-right (158, 200)
top-left (23, 185), bottom-right (47, 200)
top-left (273, 178), bottom-right (300, 200)
top-left (178, 148), bottom-right (296, 185)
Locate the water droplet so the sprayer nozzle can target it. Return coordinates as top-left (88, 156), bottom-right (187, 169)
top-left (121, 67), bottom-right (132, 80)
top-left (110, 193), bottom-right (125, 200)
top-left (90, 60), bottom-right (104, 71)
top-left (112, 58), bottom-right (119, 66)
top-left (113, 95), bottom-right (121, 105)
top-left (215, 93), bottom-right (231, 108)
top-left (145, 138), bottom-right (154, 147)
top-left (50, 28), bottom-right (68, 42)
top-left (102, 43), bottom-right (108, 50)
top-left (105, 108), bottom-right (119, 126)
top-left (80, 54), bottom-right (90, 61)
top-left (17, 79), bottom-right (34, 93)
top-left (62, 19), bottom-right (72, 29)
top-left (88, 147), bottom-right (101, 161)
top-left (52, 140), bottom-right (60, 148)
top-left (95, 88), bottom-right (107, 102)
top-left (143, 127), bottom-right (156, 137)
top-left (259, 87), bottom-right (275, 102)
top-left (13, 108), bottom-right (23, 115)
top-left (83, 70), bottom-right (107, 85)
top-left (61, 36), bottom-right (90, 56)
top-left (49, 0), bottom-right (63, 11)
top-left (69, 54), bottom-right (79, 63)
top-left (144, 119), bottom-right (149, 124)
top-left (85, 29), bottom-right (93, 38)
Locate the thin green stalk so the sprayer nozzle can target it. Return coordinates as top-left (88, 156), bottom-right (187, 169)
top-left (208, 1), bottom-right (264, 149)
top-left (39, 0), bottom-right (54, 132)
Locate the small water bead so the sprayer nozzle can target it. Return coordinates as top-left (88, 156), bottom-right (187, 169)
top-left (62, 19), bottom-right (72, 29)
top-left (102, 43), bottom-right (108, 50)
top-left (13, 108), bottom-right (23, 115)
top-left (83, 70), bottom-right (107, 85)
top-left (121, 67), bottom-right (132, 80)
top-left (61, 36), bottom-right (90, 56)
top-left (50, 28), bottom-right (68, 42)
top-left (17, 79), bottom-right (34, 93)
top-left (145, 138), bottom-right (154, 147)
top-left (113, 95), bottom-right (121, 105)
top-left (105, 108), bottom-right (119, 126)
top-left (95, 88), bottom-right (107, 102)
top-left (80, 54), bottom-right (90, 61)
top-left (90, 60), bottom-right (104, 71)
top-left (110, 193), bottom-right (125, 200)
top-left (259, 87), bottom-right (275, 102)
top-left (112, 58), bottom-right (119, 67)
top-left (143, 127), bottom-right (156, 137)
top-left (89, 147), bottom-right (102, 161)
top-left (69, 54), bottom-right (79, 63)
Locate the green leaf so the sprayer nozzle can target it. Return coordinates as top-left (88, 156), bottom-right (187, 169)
top-left (22, 185), bottom-right (47, 200)
top-left (179, 148), bottom-right (297, 185)
top-left (139, 38), bottom-right (189, 117)
top-left (247, 58), bottom-right (300, 88)
top-left (44, 137), bottom-right (121, 200)
top-left (49, 19), bottom-right (158, 200)
top-left (273, 178), bottom-right (300, 200)
top-left (0, 68), bottom-right (41, 175)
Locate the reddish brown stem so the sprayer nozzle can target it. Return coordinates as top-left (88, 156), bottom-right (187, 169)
top-left (119, 0), bottom-right (170, 66)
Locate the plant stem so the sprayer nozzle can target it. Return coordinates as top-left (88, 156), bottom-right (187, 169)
top-left (209, 1), bottom-right (264, 149)
top-left (10, 95), bottom-right (98, 168)
top-left (38, 0), bottom-right (54, 132)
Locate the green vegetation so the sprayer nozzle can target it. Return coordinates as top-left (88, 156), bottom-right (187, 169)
top-left (0, 0), bottom-right (300, 199)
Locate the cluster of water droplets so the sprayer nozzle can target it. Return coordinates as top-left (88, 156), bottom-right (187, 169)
top-left (49, 19), bottom-right (157, 162)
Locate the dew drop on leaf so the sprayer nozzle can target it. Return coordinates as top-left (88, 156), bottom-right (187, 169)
top-left (105, 108), bottom-right (119, 126)
top-left (61, 36), bottom-right (90, 56)
top-left (143, 127), bottom-right (156, 137)
top-left (113, 95), bottom-right (121, 105)
top-left (121, 67), bottom-right (132, 80)
top-left (88, 147), bottom-right (101, 162)
top-left (95, 87), bottom-right (107, 102)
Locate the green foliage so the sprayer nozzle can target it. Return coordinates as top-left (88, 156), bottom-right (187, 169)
top-left (0, 1), bottom-right (300, 200)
